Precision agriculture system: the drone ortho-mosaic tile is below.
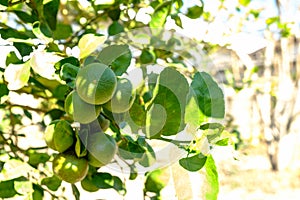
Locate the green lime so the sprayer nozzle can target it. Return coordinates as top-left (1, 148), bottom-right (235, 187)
top-left (103, 78), bottom-right (135, 113)
top-left (65, 90), bottom-right (101, 124)
top-left (52, 152), bottom-right (89, 184)
top-left (44, 120), bottom-right (74, 153)
top-left (75, 63), bottom-right (117, 105)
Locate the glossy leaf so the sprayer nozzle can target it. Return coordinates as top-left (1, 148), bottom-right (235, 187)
top-left (215, 138), bottom-right (229, 146)
top-left (41, 175), bottom-right (62, 191)
top-left (14, 42), bottom-right (33, 57)
top-left (149, 1), bottom-right (172, 29)
top-left (0, 28), bottom-right (30, 39)
top-left (54, 57), bottom-right (80, 71)
top-left (171, 14), bottom-right (183, 28)
top-left (191, 72), bottom-right (225, 118)
top-left (32, 184), bottom-right (44, 200)
top-left (4, 62), bottom-right (30, 90)
top-left (0, 179), bottom-right (20, 198)
top-left (144, 168), bottom-right (169, 193)
top-left (71, 184), bottom-right (80, 200)
top-left (32, 22), bottom-right (53, 43)
top-left (92, 172), bottom-right (125, 193)
top-left (179, 153), bottom-right (207, 172)
top-left (205, 155), bottom-right (219, 200)
top-left (52, 23), bottom-right (72, 40)
top-left (0, 84), bottom-right (9, 98)
top-left (146, 67), bottom-right (189, 138)
top-left (78, 34), bottom-right (106, 59)
top-left (137, 137), bottom-right (156, 167)
top-left (6, 51), bottom-right (22, 65)
top-left (97, 44), bottom-right (129, 66)
top-left (108, 21), bottom-right (124, 36)
top-left (43, 0), bottom-right (60, 30)
top-left (60, 63), bottom-right (79, 88)
top-left (186, 5), bottom-right (203, 19)
top-left (184, 88), bottom-right (208, 129)
top-left (27, 150), bottom-right (50, 167)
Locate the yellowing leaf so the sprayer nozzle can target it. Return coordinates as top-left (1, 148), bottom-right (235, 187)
top-left (30, 51), bottom-right (62, 80)
top-left (4, 62), bottom-right (30, 90)
top-left (78, 34), bottom-right (106, 59)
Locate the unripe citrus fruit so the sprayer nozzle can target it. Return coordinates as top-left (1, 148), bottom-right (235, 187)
top-left (87, 132), bottom-right (117, 167)
top-left (65, 90), bottom-right (101, 124)
top-left (98, 115), bottom-right (110, 131)
top-left (103, 78), bottom-right (135, 113)
top-left (52, 152), bottom-right (89, 184)
top-left (44, 120), bottom-right (74, 153)
top-left (75, 63), bottom-right (117, 105)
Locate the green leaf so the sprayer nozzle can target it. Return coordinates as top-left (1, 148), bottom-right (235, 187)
top-left (184, 88), bottom-right (208, 129)
top-left (27, 150), bottom-right (50, 167)
top-left (110, 49), bottom-right (132, 76)
top-left (60, 63), bottom-right (79, 88)
top-left (54, 56), bottom-right (80, 71)
top-left (4, 62), bottom-right (30, 90)
top-left (92, 173), bottom-right (125, 193)
top-left (0, 0), bottom-right (8, 6)
top-left (149, 1), bottom-right (172, 29)
top-left (41, 175), bottom-right (62, 191)
top-left (186, 5), bottom-right (203, 19)
top-left (24, 109), bottom-right (32, 119)
top-left (215, 138), bottom-right (229, 146)
top-left (191, 72), bottom-right (225, 118)
top-left (52, 85), bottom-right (70, 100)
top-left (71, 184), bottom-right (80, 200)
top-left (14, 177), bottom-right (33, 197)
top-left (239, 0), bottom-right (251, 6)
top-left (199, 123), bottom-right (224, 131)
top-left (108, 21), bottom-right (124, 36)
top-left (75, 129), bottom-right (88, 157)
top-left (0, 28), bottom-right (30, 40)
top-left (14, 10), bottom-right (37, 23)
top-left (0, 84), bottom-right (9, 99)
top-left (200, 123), bottom-right (224, 142)
top-left (52, 23), bottom-right (72, 40)
top-left (118, 136), bottom-right (145, 160)
top-left (137, 137), bottom-right (156, 167)
top-left (108, 8), bottom-right (121, 21)
top-left (32, 184), bottom-right (44, 200)
top-left (97, 44), bottom-right (130, 66)
top-left (6, 51), bottom-right (22, 65)
top-left (78, 34), bottom-right (106, 59)
top-left (171, 14), bottom-right (183, 28)
top-left (0, 179), bottom-right (20, 198)
top-left (14, 42), bottom-right (33, 57)
top-left (205, 155), bottom-right (219, 200)
top-left (43, 0), bottom-right (60, 30)
top-left (146, 67), bottom-right (189, 138)
top-left (32, 21), bottom-right (53, 42)
top-left (140, 49), bottom-right (155, 64)
top-left (126, 97), bottom-right (146, 131)
top-left (179, 153), bottom-right (207, 172)
top-left (145, 169), bottom-right (169, 194)
top-left (266, 17), bottom-right (279, 26)
top-left (129, 166), bottom-right (138, 180)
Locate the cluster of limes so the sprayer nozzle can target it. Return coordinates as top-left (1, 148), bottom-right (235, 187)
top-left (44, 62), bottom-right (135, 188)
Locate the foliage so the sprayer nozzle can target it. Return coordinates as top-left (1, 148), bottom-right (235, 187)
top-left (0, 0), bottom-right (232, 199)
